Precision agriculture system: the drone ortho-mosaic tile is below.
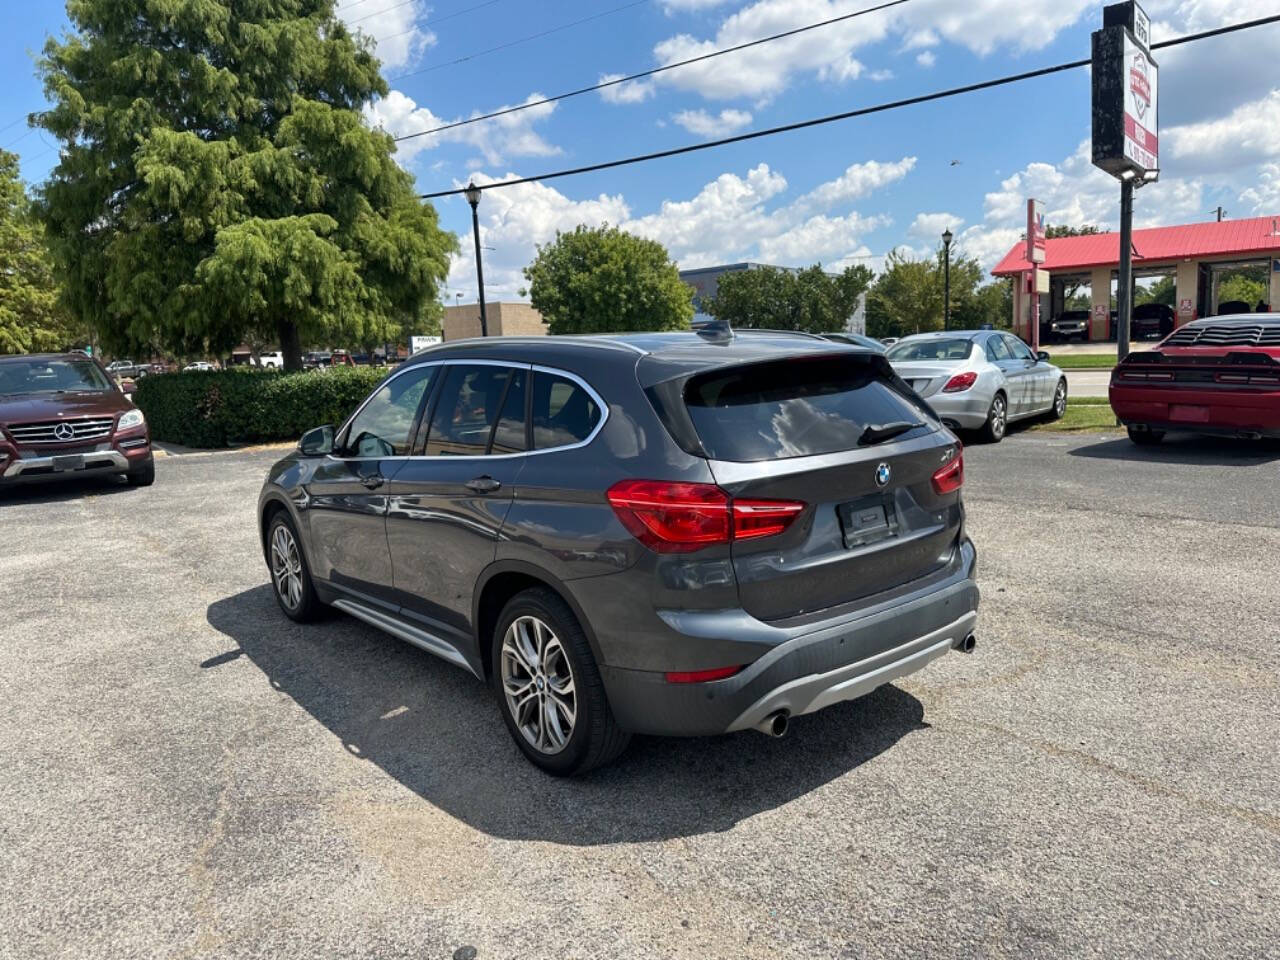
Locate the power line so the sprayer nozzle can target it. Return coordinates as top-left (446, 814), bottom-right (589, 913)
top-left (393, 0), bottom-right (911, 145)
top-left (418, 13), bottom-right (1280, 201)
top-left (388, 0), bottom-right (651, 82)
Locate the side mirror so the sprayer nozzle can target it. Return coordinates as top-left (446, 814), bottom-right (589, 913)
top-left (1036, 351), bottom-right (1051, 363)
top-left (299, 424), bottom-right (335, 456)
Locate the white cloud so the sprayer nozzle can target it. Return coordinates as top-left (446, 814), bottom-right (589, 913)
top-left (597, 73), bottom-right (656, 104)
top-left (365, 89), bottom-right (561, 167)
top-left (336, 0), bottom-right (434, 70)
top-left (671, 108), bottom-right (753, 137)
top-left (1165, 90), bottom-right (1280, 174)
top-left (647, 0), bottom-right (1095, 102)
top-left (957, 140), bottom-right (1206, 270)
top-left (868, 68), bottom-right (894, 81)
top-left (915, 50), bottom-right (935, 68)
top-left (444, 156), bottom-right (915, 295)
top-left (909, 212), bottom-right (964, 242)
top-left (1239, 162), bottom-right (1280, 214)
top-left (661, 0), bottom-right (735, 10)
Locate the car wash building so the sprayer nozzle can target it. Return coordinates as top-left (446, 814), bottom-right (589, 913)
top-left (992, 215), bottom-right (1280, 342)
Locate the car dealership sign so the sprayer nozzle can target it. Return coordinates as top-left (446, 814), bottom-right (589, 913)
top-left (1092, 1), bottom-right (1158, 179)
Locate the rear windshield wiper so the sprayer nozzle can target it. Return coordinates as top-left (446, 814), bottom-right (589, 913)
top-left (858, 420), bottom-right (923, 446)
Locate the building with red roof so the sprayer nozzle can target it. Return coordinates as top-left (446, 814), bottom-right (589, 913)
top-left (991, 214), bottom-right (1280, 342)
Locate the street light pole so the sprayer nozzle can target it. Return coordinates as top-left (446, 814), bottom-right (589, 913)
top-left (463, 182), bottom-right (489, 337)
top-left (942, 228), bottom-right (953, 330)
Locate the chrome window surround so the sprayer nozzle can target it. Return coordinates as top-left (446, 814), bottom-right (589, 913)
top-left (330, 358), bottom-right (610, 463)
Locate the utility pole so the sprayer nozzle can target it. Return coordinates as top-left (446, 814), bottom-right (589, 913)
top-left (1214, 205), bottom-right (1226, 222)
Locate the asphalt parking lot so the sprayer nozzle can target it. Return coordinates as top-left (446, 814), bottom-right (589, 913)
top-left (3, 434), bottom-right (1279, 960)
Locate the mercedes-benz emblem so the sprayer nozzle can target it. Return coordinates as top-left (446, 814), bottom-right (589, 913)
top-left (875, 462), bottom-right (891, 487)
top-left (53, 422), bottom-right (75, 441)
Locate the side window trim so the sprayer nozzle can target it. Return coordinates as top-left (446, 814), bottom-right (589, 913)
top-left (483, 368), bottom-right (518, 456)
top-left (410, 365), bottom-right (447, 456)
top-left (528, 364), bottom-right (608, 454)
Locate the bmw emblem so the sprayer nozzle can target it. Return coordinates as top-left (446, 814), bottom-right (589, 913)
top-left (875, 462), bottom-right (891, 487)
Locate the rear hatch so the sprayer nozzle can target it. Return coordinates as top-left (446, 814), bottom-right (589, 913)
top-left (887, 362), bottom-right (960, 398)
top-left (662, 352), bottom-right (964, 622)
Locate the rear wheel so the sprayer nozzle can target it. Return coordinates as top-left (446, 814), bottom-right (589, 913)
top-left (980, 392), bottom-right (1007, 443)
top-left (493, 587), bottom-right (629, 776)
top-left (1127, 425), bottom-right (1165, 446)
top-left (1050, 379), bottom-right (1067, 420)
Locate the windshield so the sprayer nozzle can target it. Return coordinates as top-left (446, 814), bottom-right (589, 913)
top-left (0, 359), bottom-right (115, 396)
top-left (886, 338), bottom-right (975, 362)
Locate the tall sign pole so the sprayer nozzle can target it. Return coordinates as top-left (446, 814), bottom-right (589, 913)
top-left (1026, 199), bottom-right (1045, 352)
top-left (1092, 1), bottom-right (1158, 362)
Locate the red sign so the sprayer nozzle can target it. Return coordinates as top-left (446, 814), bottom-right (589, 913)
top-left (1026, 199), bottom-right (1046, 264)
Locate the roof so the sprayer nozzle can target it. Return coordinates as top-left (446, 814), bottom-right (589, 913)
top-left (992, 215), bottom-right (1280, 276)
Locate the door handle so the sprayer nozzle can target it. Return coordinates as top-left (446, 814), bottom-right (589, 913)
top-left (361, 474), bottom-right (385, 490)
top-left (466, 475), bottom-right (502, 494)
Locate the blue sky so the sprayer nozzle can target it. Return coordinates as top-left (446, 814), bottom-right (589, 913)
top-left (4, 0), bottom-right (1279, 302)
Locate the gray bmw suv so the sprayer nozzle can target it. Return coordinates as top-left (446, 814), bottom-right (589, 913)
top-left (257, 332), bottom-right (979, 774)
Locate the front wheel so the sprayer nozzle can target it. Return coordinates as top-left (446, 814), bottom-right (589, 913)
top-left (1050, 379), bottom-right (1067, 420)
top-left (125, 459), bottom-right (155, 486)
top-left (1127, 425), bottom-right (1165, 446)
top-left (980, 392), bottom-right (1007, 443)
top-left (267, 512), bottom-right (323, 622)
top-left (493, 588), bottom-right (630, 776)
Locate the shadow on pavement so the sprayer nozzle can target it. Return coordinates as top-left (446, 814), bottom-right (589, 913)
top-left (0, 473), bottom-right (136, 505)
top-left (1067, 434), bottom-right (1280, 465)
top-left (207, 584), bottom-right (927, 846)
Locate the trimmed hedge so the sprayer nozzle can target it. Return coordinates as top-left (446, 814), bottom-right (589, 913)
top-left (134, 367), bottom-right (385, 448)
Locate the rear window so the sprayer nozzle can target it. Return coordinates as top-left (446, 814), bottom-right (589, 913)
top-left (886, 339), bottom-right (974, 362)
top-left (683, 355), bottom-right (930, 462)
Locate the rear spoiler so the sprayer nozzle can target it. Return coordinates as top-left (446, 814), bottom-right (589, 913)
top-left (1120, 350), bottom-right (1278, 367)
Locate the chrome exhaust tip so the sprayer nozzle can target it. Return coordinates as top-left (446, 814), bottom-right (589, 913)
top-left (755, 710), bottom-right (790, 738)
top-left (958, 633), bottom-right (977, 653)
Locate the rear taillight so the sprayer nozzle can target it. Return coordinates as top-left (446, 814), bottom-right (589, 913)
top-left (606, 479), bottom-right (804, 553)
top-left (931, 446), bottom-right (964, 495)
top-left (665, 664), bottom-right (745, 684)
top-left (942, 372), bottom-right (978, 392)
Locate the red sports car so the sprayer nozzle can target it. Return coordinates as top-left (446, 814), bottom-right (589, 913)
top-left (1109, 314), bottom-right (1280, 445)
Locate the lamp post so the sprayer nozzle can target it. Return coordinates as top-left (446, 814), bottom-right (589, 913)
top-left (463, 181), bottom-right (488, 337)
top-left (941, 227), bottom-right (953, 330)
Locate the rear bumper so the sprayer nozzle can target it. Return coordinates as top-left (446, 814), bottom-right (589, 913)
top-left (1109, 384), bottom-right (1280, 437)
top-left (923, 390), bottom-right (992, 430)
top-left (597, 538), bottom-right (979, 736)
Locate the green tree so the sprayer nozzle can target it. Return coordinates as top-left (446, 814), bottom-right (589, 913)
top-left (706, 264), bottom-right (874, 333)
top-left (1218, 273), bottom-right (1267, 308)
top-left (0, 150), bottom-right (83, 353)
top-left (1134, 274), bottom-right (1176, 307)
top-left (1046, 224), bottom-right (1102, 238)
top-left (33, 0), bottom-right (455, 370)
top-left (523, 225), bottom-right (693, 335)
top-left (866, 248), bottom-right (1005, 337)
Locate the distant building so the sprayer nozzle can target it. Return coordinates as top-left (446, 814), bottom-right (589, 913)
top-left (678, 262), bottom-right (801, 317)
top-left (442, 302), bottom-right (547, 340)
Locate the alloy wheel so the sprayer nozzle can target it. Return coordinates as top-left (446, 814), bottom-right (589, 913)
top-left (991, 395), bottom-right (1007, 439)
top-left (1054, 382), bottom-right (1067, 417)
top-left (270, 523), bottom-right (303, 612)
top-left (501, 615), bottom-right (577, 755)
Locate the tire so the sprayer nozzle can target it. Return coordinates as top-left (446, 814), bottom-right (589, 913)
top-left (1127, 425), bottom-right (1165, 446)
top-left (125, 459), bottom-right (155, 487)
top-left (1050, 379), bottom-right (1067, 420)
top-left (266, 511), bottom-right (324, 622)
top-left (980, 392), bottom-right (1007, 443)
top-left (492, 587), bottom-right (630, 776)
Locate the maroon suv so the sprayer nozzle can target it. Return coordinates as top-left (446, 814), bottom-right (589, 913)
top-left (0, 353), bottom-right (154, 488)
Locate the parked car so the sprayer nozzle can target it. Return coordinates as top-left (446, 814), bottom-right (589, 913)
top-left (105, 359), bottom-right (153, 379)
top-left (330, 350), bottom-right (355, 368)
top-left (880, 337), bottom-right (899, 347)
top-left (256, 351), bottom-right (284, 369)
top-left (257, 332), bottom-right (979, 774)
top-left (822, 332), bottom-right (888, 353)
top-left (886, 331), bottom-right (1067, 443)
top-left (0, 354), bottom-right (154, 487)
top-left (1217, 300), bottom-right (1252, 316)
top-left (1110, 313), bottom-right (1280, 444)
top-left (1131, 303), bottom-right (1175, 340)
top-left (303, 351), bottom-right (332, 370)
top-left (1044, 309), bottom-right (1090, 343)
top-left (183, 361), bottom-right (217, 372)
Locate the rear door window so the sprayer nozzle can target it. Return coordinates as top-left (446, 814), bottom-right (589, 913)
top-left (683, 355), bottom-right (932, 462)
top-left (423, 365), bottom-right (516, 456)
top-left (985, 336), bottom-right (1012, 362)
